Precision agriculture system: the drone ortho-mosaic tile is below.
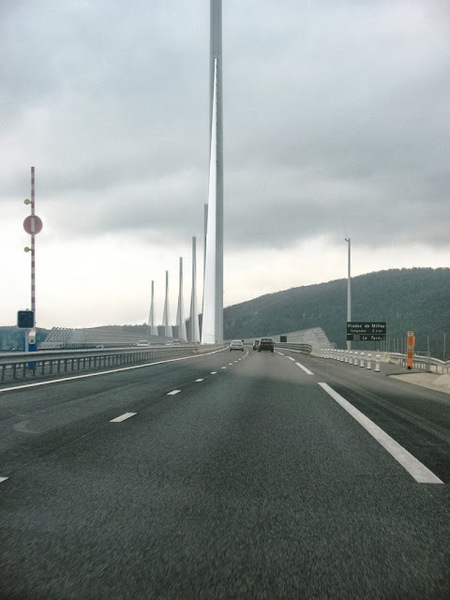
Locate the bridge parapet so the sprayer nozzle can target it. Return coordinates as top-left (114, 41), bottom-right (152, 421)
top-left (0, 344), bottom-right (227, 383)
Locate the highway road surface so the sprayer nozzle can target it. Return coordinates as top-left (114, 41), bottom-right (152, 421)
top-left (1, 347), bottom-right (449, 599)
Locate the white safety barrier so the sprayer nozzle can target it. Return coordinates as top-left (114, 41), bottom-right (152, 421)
top-left (375, 354), bottom-right (381, 372)
top-left (321, 348), bottom-right (383, 374)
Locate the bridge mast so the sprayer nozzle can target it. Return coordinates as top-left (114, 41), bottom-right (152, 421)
top-left (202, 0), bottom-right (223, 343)
top-left (176, 257), bottom-right (187, 341)
top-left (189, 237), bottom-right (200, 343)
top-left (162, 270), bottom-right (172, 338)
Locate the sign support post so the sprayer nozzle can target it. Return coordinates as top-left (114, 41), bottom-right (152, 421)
top-left (23, 167), bottom-right (43, 352)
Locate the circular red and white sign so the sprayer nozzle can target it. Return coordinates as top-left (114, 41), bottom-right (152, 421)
top-left (23, 215), bottom-right (43, 235)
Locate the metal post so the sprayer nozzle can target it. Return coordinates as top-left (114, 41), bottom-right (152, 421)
top-left (30, 167), bottom-right (36, 316)
top-left (345, 238), bottom-right (351, 350)
top-left (23, 166), bottom-right (41, 353)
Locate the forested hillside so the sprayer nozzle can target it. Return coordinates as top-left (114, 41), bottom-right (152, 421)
top-left (224, 268), bottom-right (450, 359)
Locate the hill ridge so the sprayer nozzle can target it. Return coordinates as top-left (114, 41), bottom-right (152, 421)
top-left (224, 267), bottom-right (450, 358)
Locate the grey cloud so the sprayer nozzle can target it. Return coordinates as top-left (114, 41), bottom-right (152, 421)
top-left (1, 0), bottom-right (449, 258)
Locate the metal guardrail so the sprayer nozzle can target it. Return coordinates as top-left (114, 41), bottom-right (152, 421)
top-left (321, 348), bottom-right (450, 375)
top-left (0, 344), bottom-right (225, 383)
top-left (389, 352), bottom-right (450, 375)
top-left (274, 342), bottom-right (312, 353)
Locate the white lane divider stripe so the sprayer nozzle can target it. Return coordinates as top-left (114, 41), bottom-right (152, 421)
top-left (221, 367), bottom-right (227, 370)
top-left (195, 379), bottom-right (204, 382)
top-left (0, 477), bottom-right (9, 483)
top-left (110, 412), bottom-right (137, 423)
top-left (211, 371), bottom-right (217, 375)
top-left (167, 390), bottom-right (181, 396)
top-left (287, 356), bottom-right (295, 362)
top-left (318, 382), bottom-right (443, 485)
top-left (296, 362), bottom-right (314, 376)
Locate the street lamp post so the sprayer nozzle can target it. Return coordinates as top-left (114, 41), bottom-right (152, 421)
top-left (345, 238), bottom-right (351, 351)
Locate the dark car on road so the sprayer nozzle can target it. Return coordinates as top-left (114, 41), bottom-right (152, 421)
top-left (258, 338), bottom-right (274, 352)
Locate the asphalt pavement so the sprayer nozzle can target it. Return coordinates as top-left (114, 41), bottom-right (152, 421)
top-left (1, 348), bottom-right (449, 599)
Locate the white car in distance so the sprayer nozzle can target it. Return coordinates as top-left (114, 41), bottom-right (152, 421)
top-left (136, 340), bottom-right (150, 347)
top-left (229, 339), bottom-right (244, 352)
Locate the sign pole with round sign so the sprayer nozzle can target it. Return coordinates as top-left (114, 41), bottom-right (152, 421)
top-left (23, 167), bottom-right (42, 352)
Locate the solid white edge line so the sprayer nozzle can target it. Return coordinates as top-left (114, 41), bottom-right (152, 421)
top-left (287, 356), bottom-right (295, 362)
top-left (295, 362), bottom-right (314, 376)
top-left (109, 412), bottom-right (137, 423)
top-left (167, 390), bottom-right (181, 396)
top-left (318, 382), bottom-right (443, 484)
top-left (0, 347), bottom-right (227, 394)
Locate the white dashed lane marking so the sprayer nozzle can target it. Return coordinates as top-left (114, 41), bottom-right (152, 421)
top-left (195, 379), bottom-right (204, 382)
top-left (296, 362), bottom-right (314, 376)
top-left (167, 390), bottom-right (182, 396)
top-left (109, 412), bottom-right (137, 423)
top-left (0, 477), bottom-right (9, 484)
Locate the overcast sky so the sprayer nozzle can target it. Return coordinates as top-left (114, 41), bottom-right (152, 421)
top-left (1, 0), bottom-right (449, 329)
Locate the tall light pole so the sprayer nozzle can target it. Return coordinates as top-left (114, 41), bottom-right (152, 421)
top-left (345, 238), bottom-right (352, 350)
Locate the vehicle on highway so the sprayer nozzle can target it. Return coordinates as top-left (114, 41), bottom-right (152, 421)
top-left (229, 339), bottom-right (244, 351)
top-left (136, 340), bottom-right (150, 347)
top-left (258, 338), bottom-right (274, 352)
top-left (253, 340), bottom-right (259, 351)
